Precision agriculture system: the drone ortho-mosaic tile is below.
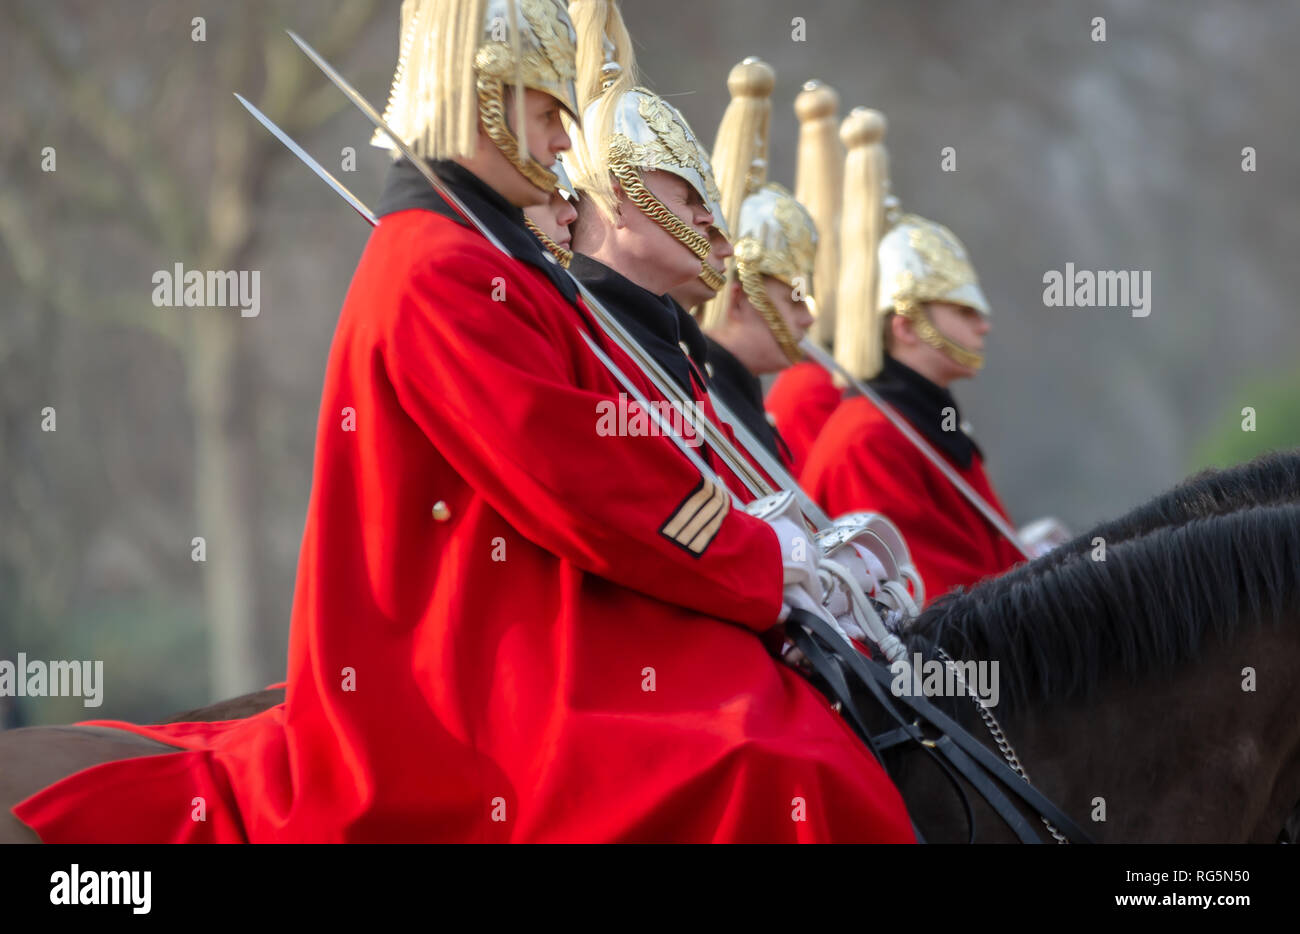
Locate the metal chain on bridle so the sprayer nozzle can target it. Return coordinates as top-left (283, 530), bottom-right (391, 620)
top-left (934, 644), bottom-right (1068, 844)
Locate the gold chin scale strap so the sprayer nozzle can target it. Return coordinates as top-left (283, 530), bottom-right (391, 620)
top-left (900, 303), bottom-right (984, 370)
top-left (475, 68), bottom-right (560, 192)
top-left (607, 146), bottom-right (712, 260)
top-left (736, 241), bottom-right (803, 364)
top-left (697, 260), bottom-right (725, 293)
top-left (524, 216), bottom-right (573, 267)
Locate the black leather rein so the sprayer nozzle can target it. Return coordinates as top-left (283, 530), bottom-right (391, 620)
top-left (785, 608), bottom-right (1094, 844)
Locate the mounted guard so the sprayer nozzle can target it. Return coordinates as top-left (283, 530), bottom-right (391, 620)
top-left (7, 0), bottom-right (916, 844)
top-left (800, 110), bottom-right (1040, 599)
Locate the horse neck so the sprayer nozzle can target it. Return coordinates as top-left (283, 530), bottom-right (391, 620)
top-left (996, 617), bottom-right (1300, 843)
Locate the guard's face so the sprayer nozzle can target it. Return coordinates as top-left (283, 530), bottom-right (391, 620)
top-left (482, 88), bottom-right (574, 207)
top-left (742, 275), bottom-right (814, 373)
top-left (525, 189), bottom-right (578, 250)
top-left (617, 169), bottom-right (716, 290)
top-left (926, 301), bottom-right (990, 378)
top-left (705, 225), bottom-right (732, 277)
top-left (670, 226), bottom-right (732, 310)
top-left (511, 88), bottom-right (573, 172)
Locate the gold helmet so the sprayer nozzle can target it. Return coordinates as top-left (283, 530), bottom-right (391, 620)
top-left (876, 214), bottom-right (990, 372)
top-left (564, 0), bottom-right (728, 289)
top-left (837, 105), bottom-right (989, 378)
top-left (703, 57), bottom-right (817, 363)
top-left (370, 0), bottom-right (580, 193)
top-left (794, 81), bottom-right (844, 350)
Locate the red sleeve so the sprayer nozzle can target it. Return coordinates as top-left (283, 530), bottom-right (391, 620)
top-left (802, 407), bottom-right (991, 602)
top-left (764, 362), bottom-right (842, 475)
top-left (381, 224), bottom-right (783, 631)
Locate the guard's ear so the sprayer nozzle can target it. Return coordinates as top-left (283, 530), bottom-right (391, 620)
top-left (609, 177), bottom-right (627, 226)
top-left (727, 280), bottom-right (750, 322)
top-left (889, 311), bottom-right (917, 347)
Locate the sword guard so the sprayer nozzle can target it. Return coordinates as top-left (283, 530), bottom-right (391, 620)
top-left (742, 489), bottom-right (798, 523)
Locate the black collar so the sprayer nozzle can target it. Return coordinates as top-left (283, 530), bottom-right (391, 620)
top-left (703, 336), bottom-right (789, 464)
top-left (704, 337), bottom-right (762, 408)
top-left (567, 254), bottom-right (704, 395)
top-left (869, 356), bottom-right (981, 468)
top-left (668, 298), bottom-right (711, 371)
top-left (375, 157), bottom-right (578, 306)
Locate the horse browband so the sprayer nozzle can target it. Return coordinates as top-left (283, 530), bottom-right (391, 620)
top-left (785, 608), bottom-right (1095, 844)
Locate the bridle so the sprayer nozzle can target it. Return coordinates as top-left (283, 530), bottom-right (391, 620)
top-left (785, 607), bottom-right (1092, 844)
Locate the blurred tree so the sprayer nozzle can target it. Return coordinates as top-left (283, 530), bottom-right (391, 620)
top-left (0, 0), bottom-right (381, 700)
top-left (1191, 363), bottom-right (1300, 470)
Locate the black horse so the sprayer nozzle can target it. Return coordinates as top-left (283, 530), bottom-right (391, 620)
top-left (889, 499), bottom-right (1300, 842)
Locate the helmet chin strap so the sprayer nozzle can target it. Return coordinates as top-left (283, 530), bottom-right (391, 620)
top-left (736, 259), bottom-right (802, 364)
top-left (697, 259), bottom-right (726, 293)
top-left (472, 33), bottom-right (561, 195)
top-left (902, 304), bottom-right (984, 371)
top-left (524, 216), bottom-right (573, 266)
top-left (605, 158), bottom-right (724, 293)
top-left (476, 76), bottom-right (560, 192)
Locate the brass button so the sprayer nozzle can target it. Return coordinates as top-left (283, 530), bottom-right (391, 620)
top-left (704, 362), bottom-right (715, 378)
top-left (678, 341), bottom-right (690, 355)
top-left (432, 500), bottom-right (451, 522)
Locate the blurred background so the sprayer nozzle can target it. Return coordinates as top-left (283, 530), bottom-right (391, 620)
top-left (2, 0), bottom-right (1297, 725)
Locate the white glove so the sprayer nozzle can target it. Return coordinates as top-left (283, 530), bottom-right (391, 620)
top-left (819, 541), bottom-right (882, 618)
top-left (1019, 516), bottom-right (1072, 558)
top-left (747, 493), bottom-right (907, 662)
top-left (746, 491), bottom-right (823, 604)
top-left (830, 511), bottom-right (924, 610)
top-left (817, 542), bottom-right (908, 663)
top-left (779, 579), bottom-right (851, 643)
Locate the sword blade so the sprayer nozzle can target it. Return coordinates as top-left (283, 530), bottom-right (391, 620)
top-left (284, 30), bottom-right (511, 256)
top-left (800, 339), bottom-right (1032, 559)
top-left (571, 280), bottom-right (775, 501)
top-left (233, 92), bottom-right (378, 226)
top-left (576, 330), bottom-right (738, 506)
top-left (706, 390), bottom-right (832, 528)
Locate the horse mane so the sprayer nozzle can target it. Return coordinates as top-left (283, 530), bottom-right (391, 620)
top-left (1042, 448), bottom-right (1300, 569)
top-left (903, 503), bottom-right (1300, 715)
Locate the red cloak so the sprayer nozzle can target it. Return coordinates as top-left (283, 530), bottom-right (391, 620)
top-left (14, 202), bottom-right (914, 843)
top-left (801, 396), bottom-right (1024, 603)
top-left (764, 362), bottom-right (843, 475)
